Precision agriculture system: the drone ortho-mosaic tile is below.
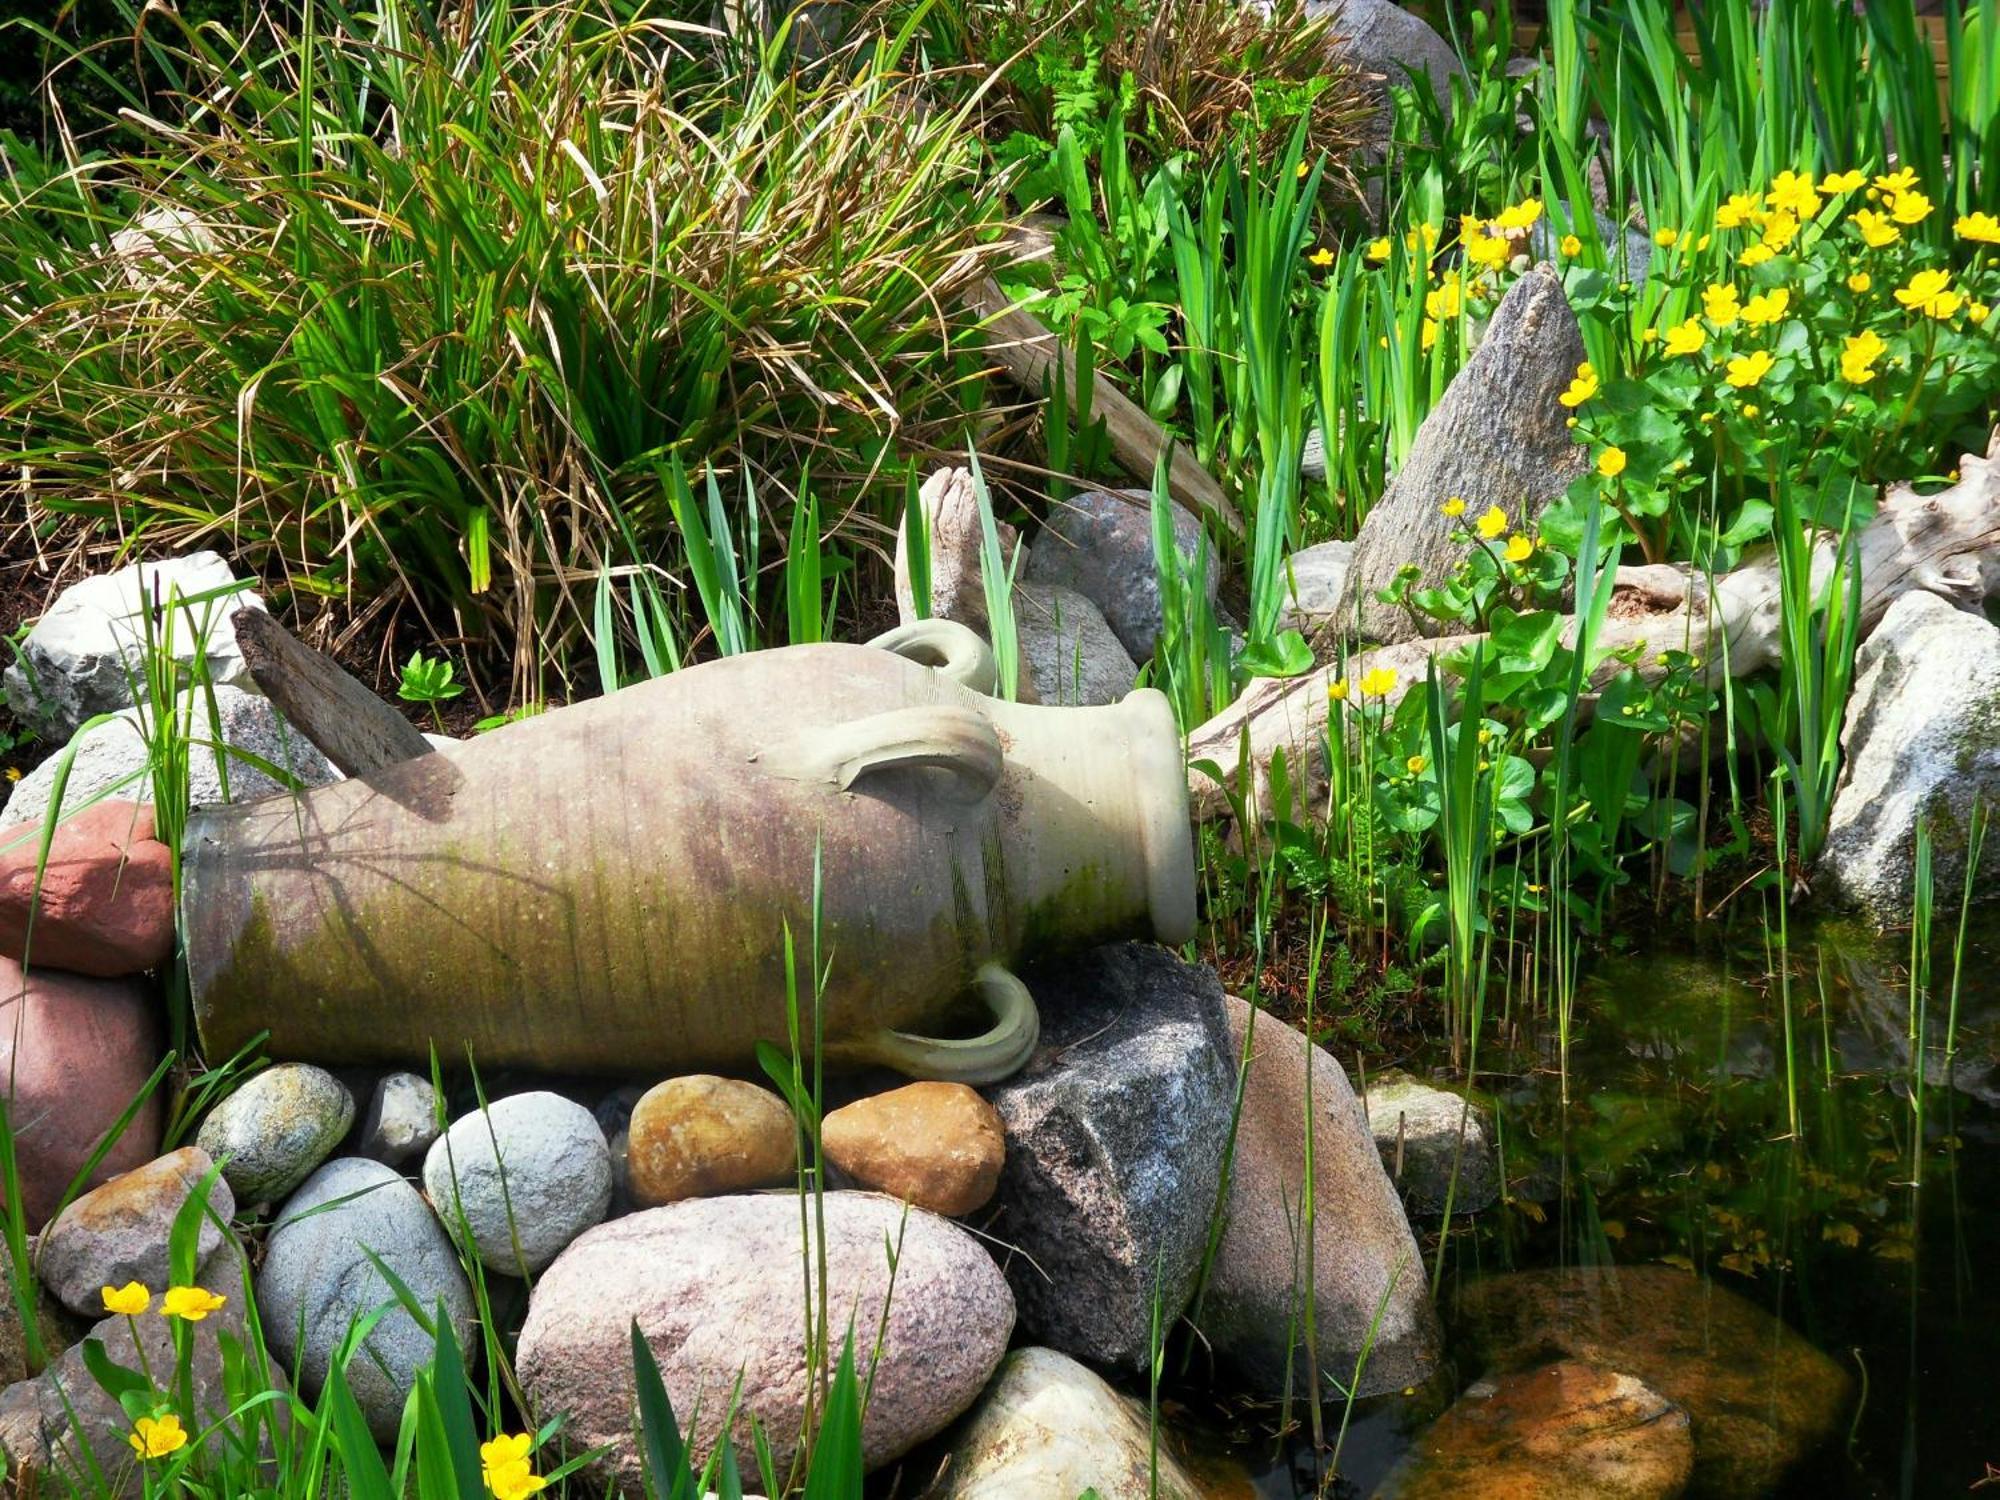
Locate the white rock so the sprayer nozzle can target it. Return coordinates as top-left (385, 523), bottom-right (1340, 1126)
top-left (423, 1091), bottom-right (611, 1276)
top-left (1, 683), bottom-right (337, 828)
top-left (1820, 590), bottom-right (2000, 921)
top-left (357, 1072), bottom-right (441, 1168)
top-left (3, 552), bottom-right (264, 739)
top-left (1276, 540), bottom-right (1354, 636)
top-left (936, 1347), bottom-right (1202, 1500)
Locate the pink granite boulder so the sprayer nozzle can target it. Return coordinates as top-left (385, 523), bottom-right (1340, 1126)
top-left (0, 800), bottom-right (175, 976)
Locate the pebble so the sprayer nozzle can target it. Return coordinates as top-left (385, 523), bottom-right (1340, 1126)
top-left (356, 1071), bottom-right (441, 1167)
top-left (625, 1074), bottom-right (796, 1206)
top-left (821, 1082), bottom-right (1005, 1216)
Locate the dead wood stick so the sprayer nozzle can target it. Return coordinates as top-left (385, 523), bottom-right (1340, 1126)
top-left (233, 608), bottom-right (435, 776)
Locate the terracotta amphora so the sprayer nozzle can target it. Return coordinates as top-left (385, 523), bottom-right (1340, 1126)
top-left (183, 621), bottom-right (1194, 1082)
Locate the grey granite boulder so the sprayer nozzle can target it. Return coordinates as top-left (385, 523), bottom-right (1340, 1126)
top-left (3, 552), bottom-right (264, 740)
top-left (1307, 0), bottom-right (1462, 106)
top-left (258, 1158), bottom-right (475, 1441)
top-left (423, 1090), bottom-right (612, 1276)
top-left (1819, 590), bottom-right (2000, 922)
top-left (516, 1192), bottom-right (1012, 1485)
top-left (1363, 1069), bottom-right (1498, 1215)
top-left (36, 1147), bottom-right (234, 1317)
top-left (1022, 488), bottom-right (1215, 661)
top-left (1016, 582), bottom-right (1139, 706)
top-left (1337, 265), bottom-right (1587, 644)
top-left (982, 944), bottom-right (1233, 1371)
top-left (1, 684), bottom-right (338, 829)
top-left (197, 1063), bottom-right (354, 1206)
top-left (1195, 996), bottom-right (1441, 1398)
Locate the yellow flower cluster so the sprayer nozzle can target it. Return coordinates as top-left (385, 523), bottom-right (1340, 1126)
top-left (101, 1282), bottom-right (227, 1320)
top-left (1557, 361), bottom-right (1598, 408)
top-left (482, 1434), bottom-right (549, 1500)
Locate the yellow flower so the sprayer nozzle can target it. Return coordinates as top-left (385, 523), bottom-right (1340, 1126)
top-left (1895, 267), bottom-right (1962, 319)
top-left (1296, 159), bottom-right (1311, 180)
top-left (1820, 168), bottom-right (1867, 194)
top-left (1307, 246), bottom-right (1334, 268)
top-left (1663, 316), bottom-right (1706, 356)
top-left (1956, 211), bottom-right (2000, 244)
top-left (1503, 533), bottom-right (1534, 563)
top-left (1766, 170), bottom-right (1820, 219)
top-left (1597, 446), bottom-right (1628, 478)
top-left (1739, 243), bottom-right (1776, 267)
top-left (1425, 272), bottom-right (1462, 321)
top-left (1761, 210), bottom-right (1801, 250)
top-left (1440, 496), bottom-right (1466, 517)
top-left (1891, 189), bottom-right (1933, 226)
top-left (102, 1282), bottom-right (151, 1316)
top-left (1327, 679), bottom-right (1350, 703)
top-left (1464, 228), bottom-right (1510, 271)
top-left (1702, 283), bottom-right (1741, 326)
top-left (1741, 287), bottom-right (1791, 327)
top-left (1654, 226), bottom-right (1679, 247)
top-left (1726, 349), bottom-right (1775, 388)
top-left (1420, 316), bottom-right (1439, 351)
top-left (160, 1286), bottom-right (226, 1322)
top-left (1358, 666), bottom-right (1399, 697)
top-left (1973, 301), bottom-right (1992, 323)
top-left (1475, 504), bottom-right (1509, 540)
top-left (1405, 755), bottom-right (1428, 776)
top-left (1365, 236), bottom-right (1391, 262)
top-left (1847, 271), bottom-right (1872, 292)
top-left (1741, 402), bottom-right (1760, 418)
top-left (1557, 360), bottom-right (1598, 408)
top-left (1853, 209), bottom-right (1900, 248)
top-left (1716, 192), bottom-right (1761, 230)
top-left (129, 1414), bottom-right (188, 1461)
top-left (1492, 198), bottom-right (1543, 231)
top-left (1874, 167), bottom-right (1919, 197)
top-left (481, 1437), bottom-right (548, 1500)
top-left (1559, 233), bottom-right (1582, 256)
top-left (481, 1435), bottom-right (534, 1472)
top-left (1839, 328), bottom-right (1886, 383)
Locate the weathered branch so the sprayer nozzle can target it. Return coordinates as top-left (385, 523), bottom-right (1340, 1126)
top-left (1187, 433), bottom-right (2000, 820)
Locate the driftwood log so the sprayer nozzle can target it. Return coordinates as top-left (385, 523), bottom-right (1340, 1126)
top-left (1188, 433), bottom-right (2000, 820)
top-left (232, 608), bottom-right (434, 776)
top-left (963, 276), bottom-right (1242, 539)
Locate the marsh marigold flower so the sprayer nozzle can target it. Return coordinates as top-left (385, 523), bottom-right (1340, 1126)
top-left (1742, 288), bottom-right (1790, 327)
top-left (1875, 167), bottom-right (1919, 198)
top-left (1359, 666), bottom-right (1399, 697)
top-left (1716, 192), bottom-right (1761, 230)
top-left (1560, 233), bottom-right (1582, 256)
top-left (1493, 198), bottom-right (1543, 231)
top-left (129, 1414), bottom-right (187, 1461)
top-left (1761, 210), bottom-right (1802, 251)
top-left (1739, 244), bottom-right (1776, 267)
top-left (1366, 237), bottom-right (1391, 262)
top-left (1726, 349), bottom-right (1775, 388)
top-left (1557, 361), bottom-right (1599, 408)
top-left (481, 1434), bottom-right (548, 1500)
top-left (1655, 227), bottom-right (1679, 247)
top-left (1703, 283), bottom-right (1741, 325)
top-left (1405, 755), bottom-right (1428, 776)
top-left (1840, 329), bottom-right (1887, 383)
top-left (102, 1282), bottom-right (150, 1316)
top-left (1847, 271), bottom-right (1872, 292)
top-left (161, 1286), bottom-right (226, 1322)
top-left (1767, 170), bottom-right (1819, 218)
top-left (1896, 267), bottom-right (1962, 319)
top-left (1441, 496), bottom-right (1466, 517)
top-left (1307, 246), bottom-right (1334, 268)
top-left (1504, 534), bottom-right (1534, 562)
top-left (1475, 504), bottom-right (1509, 540)
top-left (1956, 212), bottom-right (2000, 244)
top-left (1853, 209), bottom-right (1900, 248)
top-left (1821, 168), bottom-right (1867, 194)
top-left (1465, 228), bottom-right (1510, 271)
top-left (1664, 317), bottom-right (1706, 356)
top-left (1597, 446), bottom-right (1628, 478)
top-left (1328, 679), bottom-right (1350, 703)
top-left (1891, 190), bottom-right (1934, 226)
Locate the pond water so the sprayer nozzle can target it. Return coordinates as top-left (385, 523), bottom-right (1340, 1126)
top-left (1192, 911), bottom-right (2000, 1498)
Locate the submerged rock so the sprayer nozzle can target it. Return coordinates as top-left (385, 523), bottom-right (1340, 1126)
top-left (516, 1192), bottom-right (1011, 1484)
top-left (983, 944), bottom-right (1233, 1371)
top-left (0, 957), bottom-right (163, 1231)
top-left (423, 1091), bottom-right (611, 1276)
top-left (934, 1346), bottom-right (1202, 1500)
top-left (1819, 590), bottom-right (2000, 922)
top-left (1337, 265), bottom-right (1587, 643)
top-left (2, 684), bottom-right (338, 829)
top-left (196, 1062), bottom-right (354, 1207)
top-left (1453, 1265), bottom-right (1850, 1497)
top-left (2, 551), bottom-right (263, 740)
top-left (624, 1074), bottom-right (797, 1206)
top-left (1377, 1360), bottom-right (1694, 1500)
top-left (258, 1158), bottom-right (475, 1441)
top-left (1196, 997), bottom-right (1441, 1400)
top-left (36, 1147), bottom-right (233, 1317)
top-left (821, 1081), bottom-right (1005, 1216)
top-left (1362, 1070), bottom-right (1498, 1215)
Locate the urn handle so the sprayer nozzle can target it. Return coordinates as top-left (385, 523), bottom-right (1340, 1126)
top-left (866, 619), bottom-right (999, 695)
top-left (836, 962), bottom-right (1041, 1084)
top-left (764, 705), bottom-right (1003, 804)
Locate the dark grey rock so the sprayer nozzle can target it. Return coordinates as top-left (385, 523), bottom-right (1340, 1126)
top-left (1307, 0), bottom-right (1462, 105)
top-left (196, 1063), bottom-right (354, 1207)
top-left (1017, 582), bottom-right (1139, 707)
top-left (1021, 489), bottom-right (1216, 661)
top-left (1337, 265), bottom-right (1588, 644)
top-left (423, 1091), bottom-right (612, 1276)
top-left (258, 1158), bottom-right (474, 1441)
top-left (982, 944), bottom-right (1233, 1371)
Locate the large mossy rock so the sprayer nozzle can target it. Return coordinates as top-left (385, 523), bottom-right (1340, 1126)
top-left (1453, 1265), bottom-right (1850, 1497)
top-left (1336, 265), bottom-right (1587, 644)
top-left (1819, 589), bottom-right (2000, 922)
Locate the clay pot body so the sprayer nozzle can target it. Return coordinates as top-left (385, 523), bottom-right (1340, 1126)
top-left (184, 628), bottom-right (1193, 1080)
